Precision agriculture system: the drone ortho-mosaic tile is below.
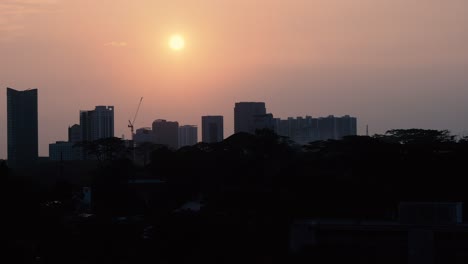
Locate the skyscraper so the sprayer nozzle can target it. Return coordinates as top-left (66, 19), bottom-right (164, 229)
top-left (7, 87), bottom-right (38, 167)
top-left (202, 116), bottom-right (224, 143)
top-left (318, 115), bottom-right (336, 140)
top-left (80, 106), bottom-right (114, 141)
top-left (178, 125), bottom-right (198, 148)
top-left (152, 119), bottom-right (179, 149)
top-left (234, 102), bottom-right (267, 134)
top-left (335, 115), bottom-right (357, 139)
top-left (274, 115), bottom-right (356, 143)
top-left (252, 113), bottom-right (275, 132)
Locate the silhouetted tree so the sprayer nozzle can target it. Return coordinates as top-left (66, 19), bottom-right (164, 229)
top-left (377, 129), bottom-right (455, 144)
top-left (458, 135), bottom-right (468, 144)
top-left (135, 142), bottom-right (160, 166)
top-left (77, 137), bottom-right (129, 165)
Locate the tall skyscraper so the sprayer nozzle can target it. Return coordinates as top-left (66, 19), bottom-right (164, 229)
top-left (80, 106), bottom-right (114, 141)
top-left (152, 119), bottom-right (179, 149)
top-left (178, 125), bottom-right (198, 148)
top-left (7, 88), bottom-right (38, 167)
top-left (80, 110), bottom-right (93, 141)
top-left (234, 102), bottom-right (267, 134)
top-left (202, 116), bottom-right (224, 143)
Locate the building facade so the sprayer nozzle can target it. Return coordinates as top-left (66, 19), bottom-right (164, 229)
top-left (134, 127), bottom-right (157, 145)
top-left (152, 119), bottom-right (179, 149)
top-left (252, 113), bottom-right (275, 132)
top-left (80, 106), bottom-right (114, 141)
top-left (178, 125), bottom-right (198, 148)
top-left (274, 115), bottom-right (357, 144)
top-left (68, 124), bottom-right (82, 143)
top-left (7, 87), bottom-right (38, 167)
top-left (335, 115), bottom-right (357, 140)
top-left (49, 141), bottom-right (81, 161)
top-left (234, 102), bottom-right (268, 134)
top-left (202, 115), bottom-right (224, 143)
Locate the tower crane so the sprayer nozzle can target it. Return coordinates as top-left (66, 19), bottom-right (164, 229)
top-left (128, 97), bottom-right (143, 140)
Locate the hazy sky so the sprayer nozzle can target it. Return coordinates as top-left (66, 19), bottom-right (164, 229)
top-left (2, 0), bottom-right (468, 158)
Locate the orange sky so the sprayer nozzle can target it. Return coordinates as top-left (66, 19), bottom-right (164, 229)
top-left (2, 0), bottom-right (468, 158)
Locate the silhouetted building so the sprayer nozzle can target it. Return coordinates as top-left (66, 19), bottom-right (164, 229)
top-left (335, 115), bottom-right (357, 139)
top-left (253, 113), bottom-right (275, 131)
top-left (7, 87), bottom-right (38, 167)
top-left (80, 110), bottom-right (93, 141)
top-left (234, 102), bottom-right (268, 134)
top-left (318, 115), bottom-right (336, 140)
top-left (179, 125), bottom-right (198, 148)
top-left (152, 119), bottom-right (179, 149)
top-left (274, 116), bottom-right (319, 144)
top-left (274, 115), bottom-right (356, 143)
top-left (134, 127), bottom-right (157, 145)
top-left (291, 202), bottom-right (464, 264)
top-left (49, 141), bottom-right (81, 161)
top-left (202, 115), bottom-right (224, 143)
top-left (80, 106), bottom-right (114, 141)
top-left (68, 124), bottom-right (82, 143)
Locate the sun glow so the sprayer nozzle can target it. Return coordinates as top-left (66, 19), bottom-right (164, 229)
top-left (169, 34), bottom-right (185, 51)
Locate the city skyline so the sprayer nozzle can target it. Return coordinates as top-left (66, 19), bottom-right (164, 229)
top-left (4, 87), bottom-right (359, 159)
top-left (2, 1), bottom-right (468, 158)
top-left (0, 88), bottom-right (461, 158)
top-left (3, 2), bottom-right (468, 262)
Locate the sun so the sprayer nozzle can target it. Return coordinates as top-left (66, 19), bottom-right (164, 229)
top-left (169, 34), bottom-right (185, 51)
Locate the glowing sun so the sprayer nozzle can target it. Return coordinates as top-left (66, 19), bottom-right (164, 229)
top-left (169, 34), bottom-right (185, 51)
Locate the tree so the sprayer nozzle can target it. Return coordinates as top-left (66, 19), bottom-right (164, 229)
top-left (77, 137), bottom-right (129, 165)
top-left (135, 142), bottom-right (160, 166)
top-left (380, 129), bottom-right (455, 144)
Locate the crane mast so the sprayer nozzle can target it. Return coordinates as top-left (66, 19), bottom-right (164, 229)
top-left (128, 97), bottom-right (143, 140)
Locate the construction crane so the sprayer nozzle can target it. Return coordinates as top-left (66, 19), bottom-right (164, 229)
top-left (128, 97), bottom-right (143, 140)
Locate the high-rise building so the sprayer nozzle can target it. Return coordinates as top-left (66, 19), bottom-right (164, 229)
top-left (335, 115), bottom-right (357, 139)
top-left (152, 119), bottom-right (179, 149)
top-left (274, 115), bottom-right (357, 144)
top-left (202, 116), bottom-right (224, 143)
top-left (68, 124), bottom-right (82, 143)
top-left (234, 102), bottom-right (267, 134)
top-left (80, 106), bottom-right (114, 141)
top-left (252, 113), bottom-right (275, 132)
top-left (134, 127), bottom-right (157, 145)
top-left (49, 141), bottom-right (81, 161)
top-left (7, 87), bottom-right (38, 167)
top-left (318, 115), bottom-right (336, 140)
top-left (179, 125), bottom-right (198, 148)
top-left (80, 110), bottom-right (93, 141)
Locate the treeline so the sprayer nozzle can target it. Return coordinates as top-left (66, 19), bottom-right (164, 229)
top-left (2, 128), bottom-right (468, 263)
top-left (80, 128), bottom-right (468, 219)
